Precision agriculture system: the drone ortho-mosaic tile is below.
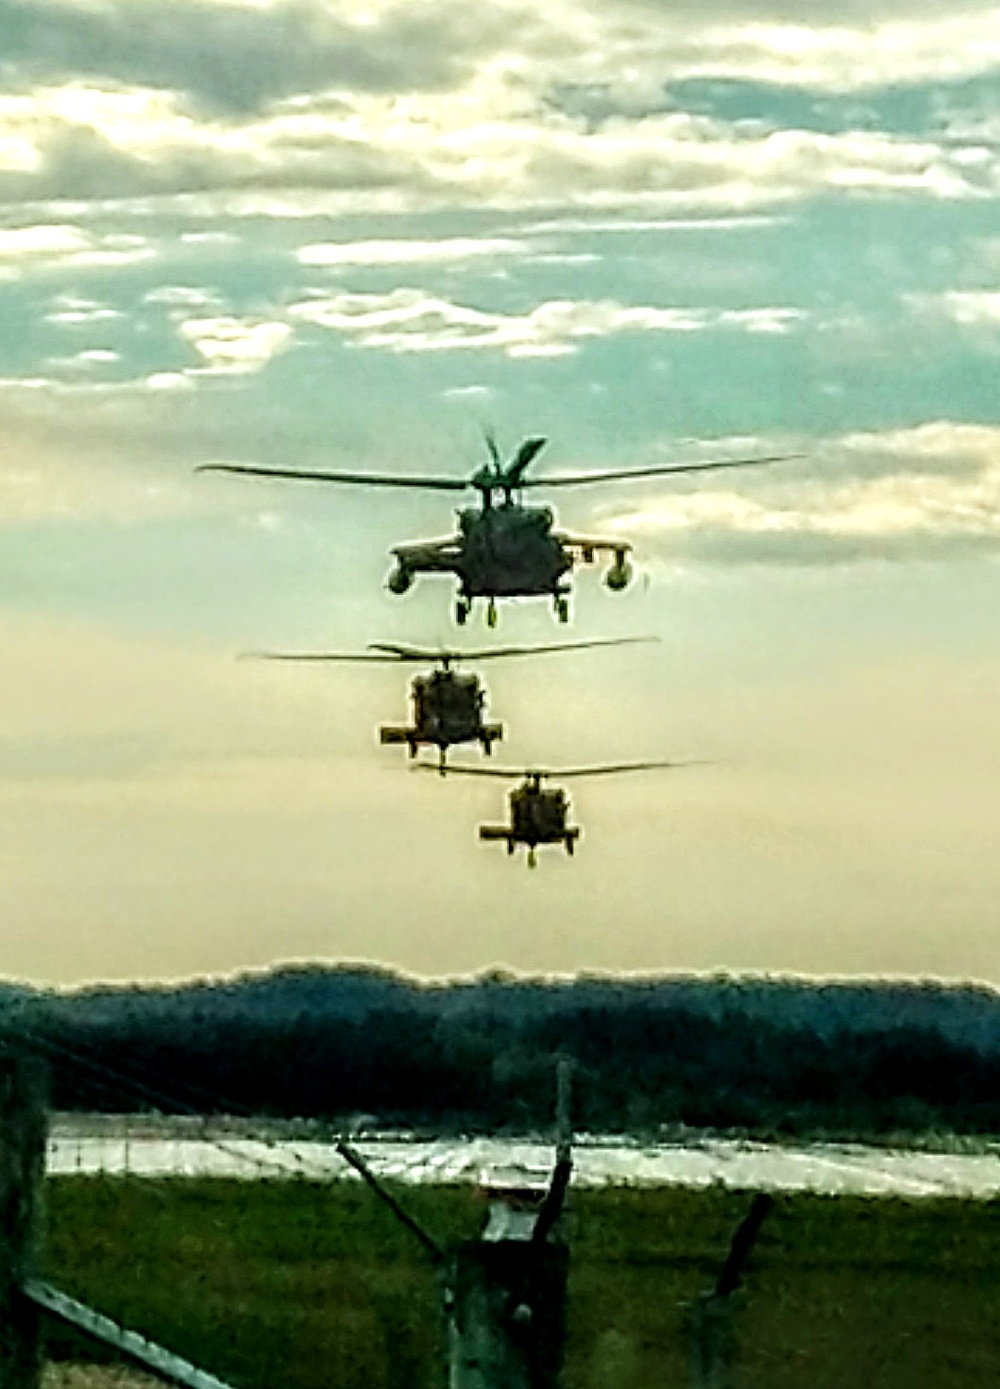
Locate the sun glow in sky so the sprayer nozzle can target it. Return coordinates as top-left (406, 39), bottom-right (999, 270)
top-left (2, 0), bottom-right (1000, 985)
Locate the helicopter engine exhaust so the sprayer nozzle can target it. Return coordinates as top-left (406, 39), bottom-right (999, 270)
top-left (603, 551), bottom-right (633, 591)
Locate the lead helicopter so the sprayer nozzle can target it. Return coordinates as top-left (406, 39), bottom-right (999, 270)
top-left (199, 434), bottom-right (798, 626)
top-left (419, 759), bottom-right (701, 866)
top-left (244, 637), bottom-right (654, 772)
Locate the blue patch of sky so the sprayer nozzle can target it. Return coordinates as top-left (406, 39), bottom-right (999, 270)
top-left (3, 181), bottom-right (999, 463)
top-left (664, 74), bottom-right (1000, 140)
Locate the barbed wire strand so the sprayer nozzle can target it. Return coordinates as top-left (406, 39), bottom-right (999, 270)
top-left (6, 1020), bottom-right (336, 1183)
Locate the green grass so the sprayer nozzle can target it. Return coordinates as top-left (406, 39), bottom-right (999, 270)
top-left (42, 1177), bottom-right (1000, 1388)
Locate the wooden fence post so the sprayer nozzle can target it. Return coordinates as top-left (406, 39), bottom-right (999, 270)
top-left (688, 1193), bottom-right (773, 1389)
top-left (448, 1239), bottom-right (569, 1389)
top-left (448, 1058), bottom-right (573, 1389)
top-left (0, 1054), bottom-right (47, 1389)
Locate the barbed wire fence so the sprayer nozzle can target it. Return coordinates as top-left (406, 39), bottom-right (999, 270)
top-left (0, 1039), bottom-right (594, 1389)
top-left (0, 1014), bottom-right (790, 1389)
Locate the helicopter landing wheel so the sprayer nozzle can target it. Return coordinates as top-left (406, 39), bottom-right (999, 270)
top-left (455, 597), bottom-right (470, 626)
top-left (527, 846), bottom-right (538, 868)
top-left (565, 836), bottom-right (575, 856)
top-left (486, 600), bottom-right (498, 628)
top-left (507, 839), bottom-right (515, 856)
top-left (555, 596), bottom-right (570, 624)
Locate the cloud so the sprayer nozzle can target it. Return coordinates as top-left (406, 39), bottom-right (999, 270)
top-left (144, 284), bottom-right (226, 311)
top-left (0, 375), bottom-right (291, 525)
top-left (45, 347), bottom-right (121, 376)
top-left (176, 315), bottom-right (295, 374)
top-left (600, 422), bottom-right (1000, 565)
top-left (1, 0), bottom-right (1000, 122)
top-left (297, 236), bottom-right (527, 266)
top-left (0, 64), bottom-right (993, 221)
top-left (285, 288), bottom-right (804, 356)
top-left (0, 221), bottom-right (154, 275)
top-left (442, 384), bottom-right (494, 402)
top-left (0, 0), bottom-right (520, 111)
top-left (928, 291), bottom-right (1000, 329)
top-left (45, 291), bottom-right (124, 326)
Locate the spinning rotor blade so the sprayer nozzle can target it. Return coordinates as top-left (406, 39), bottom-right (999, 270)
top-left (555, 759), bottom-right (710, 778)
top-left (367, 642), bottom-right (448, 661)
top-left (483, 428), bottom-right (502, 468)
top-left (436, 636), bottom-right (658, 661)
top-left (416, 757), bottom-right (706, 780)
top-left (240, 650), bottom-right (405, 663)
top-left (197, 463), bottom-right (469, 491)
top-left (518, 453), bottom-right (802, 488)
top-left (368, 636), bottom-right (658, 662)
top-left (414, 764), bottom-right (522, 779)
top-left (502, 436), bottom-right (548, 487)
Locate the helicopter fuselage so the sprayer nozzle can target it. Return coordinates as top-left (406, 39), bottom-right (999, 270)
top-left (388, 499), bottom-right (633, 624)
top-left (378, 667), bottom-right (502, 764)
top-left (479, 780), bottom-right (580, 865)
top-left (457, 503), bottom-right (569, 597)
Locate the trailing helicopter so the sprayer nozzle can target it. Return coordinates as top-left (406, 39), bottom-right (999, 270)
top-left (199, 434), bottom-right (799, 626)
top-left (419, 759), bottom-right (700, 867)
top-left (244, 637), bottom-right (655, 772)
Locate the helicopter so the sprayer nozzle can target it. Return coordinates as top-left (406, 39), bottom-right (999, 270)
top-left (199, 434), bottom-right (799, 626)
top-left (244, 637), bottom-right (655, 772)
top-left (419, 759), bottom-right (701, 867)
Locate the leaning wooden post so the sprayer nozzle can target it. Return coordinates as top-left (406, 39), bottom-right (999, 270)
top-left (0, 1054), bottom-right (47, 1389)
top-left (688, 1193), bottom-right (773, 1389)
top-left (448, 1058), bottom-right (573, 1389)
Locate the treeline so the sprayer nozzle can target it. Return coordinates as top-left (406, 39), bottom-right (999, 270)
top-left (3, 965), bottom-right (1000, 1139)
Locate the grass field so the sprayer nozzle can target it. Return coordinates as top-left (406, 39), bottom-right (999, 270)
top-left (42, 1176), bottom-right (1000, 1388)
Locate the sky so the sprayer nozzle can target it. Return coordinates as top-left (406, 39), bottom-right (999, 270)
top-left (2, 0), bottom-right (1000, 987)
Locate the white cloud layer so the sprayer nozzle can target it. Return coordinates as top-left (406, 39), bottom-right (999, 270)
top-left (0, 60), bottom-right (993, 221)
top-left (0, 222), bottom-right (154, 276)
top-left (604, 422), bottom-right (1000, 564)
top-left (2, 0), bottom-right (1000, 111)
top-left (297, 236), bottom-right (527, 266)
top-left (285, 289), bottom-right (804, 356)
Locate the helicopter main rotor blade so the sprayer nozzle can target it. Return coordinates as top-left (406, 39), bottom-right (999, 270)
top-left (439, 636), bottom-right (660, 661)
top-left (197, 463), bottom-right (470, 491)
top-left (367, 642), bottom-right (446, 661)
top-left (557, 759), bottom-right (712, 778)
top-left (502, 436), bottom-right (548, 487)
top-left (415, 757), bottom-right (707, 780)
top-left (368, 637), bottom-right (659, 662)
top-left (240, 650), bottom-right (407, 663)
top-left (518, 453), bottom-right (802, 488)
top-left (483, 427), bottom-right (502, 469)
top-left (413, 763), bottom-right (525, 780)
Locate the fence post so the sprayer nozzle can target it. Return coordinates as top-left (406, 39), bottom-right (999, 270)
top-left (448, 1239), bottom-right (569, 1389)
top-left (688, 1193), bottom-right (773, 1389)
top-left (448, 1058), bottom-right (573, 1389)
top-left (0, 1054), bottom-right (47, 1389)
